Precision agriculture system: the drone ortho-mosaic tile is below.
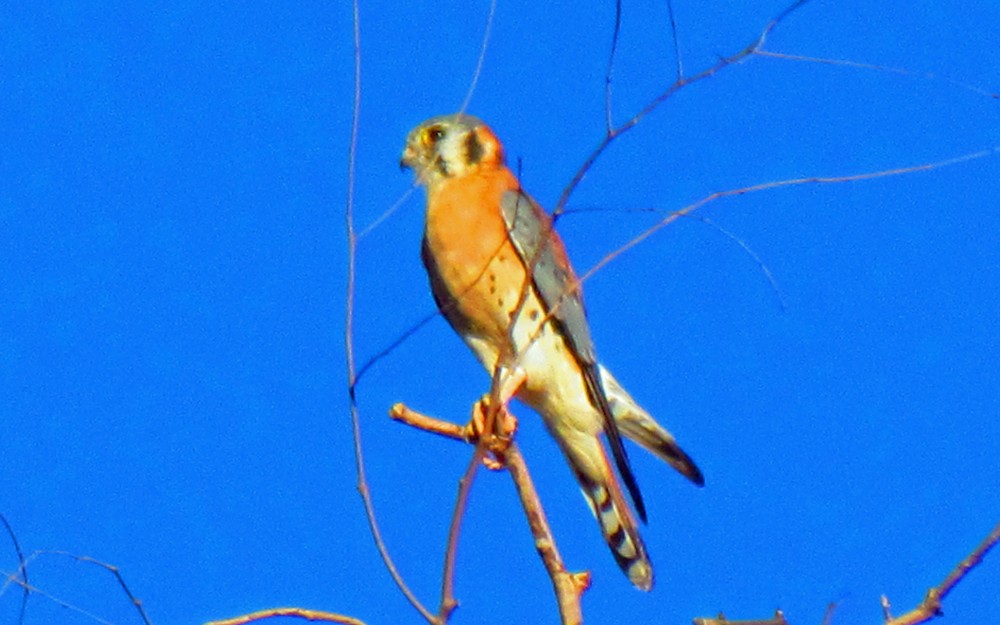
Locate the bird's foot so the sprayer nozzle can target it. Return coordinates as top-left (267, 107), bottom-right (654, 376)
top-left (467, 394), bottom-right (518, 470)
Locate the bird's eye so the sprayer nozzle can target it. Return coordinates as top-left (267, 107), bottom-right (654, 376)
top-left (425, 127), bottom-right (445, 144)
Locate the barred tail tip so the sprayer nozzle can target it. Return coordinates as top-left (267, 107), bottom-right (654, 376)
top-left (627, 557), bottom-right (653, 591)
top-left (588, 479), bottom-right (654, 591)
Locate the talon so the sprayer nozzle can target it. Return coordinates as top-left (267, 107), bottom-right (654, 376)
top-left (466, 395), bottom-right (519, 470)
top-left (481, 454), bottom-right (505, 470)
top-left (466, 394), bottom-right (500, 440)
top-left (498, 409), bottom-right (517, 438)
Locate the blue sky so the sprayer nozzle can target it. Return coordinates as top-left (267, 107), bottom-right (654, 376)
top-left (2, 2), bottom-right (999, 624)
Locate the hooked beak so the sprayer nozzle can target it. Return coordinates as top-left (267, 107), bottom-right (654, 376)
top-left (399, 145), bottom-right (416, 172)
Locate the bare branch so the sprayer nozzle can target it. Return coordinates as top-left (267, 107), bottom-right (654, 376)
top-left (343, 1), bottom-right (436, 621)
top-left (666, 0), bottom-right (684, 81)
top-left (883, 521), bottom-right (1000, 625)
top-left (575, 148), bottom-right (1000, 291)
top-left (2, 550), bottom-right (153, 625)
top-left (355, 186), bottom-right (416, 240)
top-left (604, 0), bottom-right (622, 133)
top-left (555, 0), bottom-right (814, 215)
top-left (695, 521), bottom-right (1000, 625)
top-left (755, 50), bottom-right (1000, 100)
top-left (390, 403), bottom-right (589, 625)
top-left (205, 607), bottom-right (367, 625)
top-left (391, 403), bottom-right (468, 441)
top-left (437, 444), bottom-right (485, 622)
top-left (562, 206), bottom-right (787, 309)
top-left (0, 514), bottom-right (29, 625)
top-left (694, 610), bottom-right (788, 625)
top-left (457, 0), bottom-right (498, 116)
top-left (819, 602), bottom-right (838, 625)
top-left (506, 443), bottom-right (590, 625)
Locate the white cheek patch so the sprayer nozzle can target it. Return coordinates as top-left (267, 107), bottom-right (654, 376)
top-left (436, 132), bottom-right (472, 177)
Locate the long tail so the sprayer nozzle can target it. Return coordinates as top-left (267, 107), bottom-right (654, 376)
top-left (600, 365), bottom-right (705, 486)
top-left (564, 432), bottom-right (654, 590)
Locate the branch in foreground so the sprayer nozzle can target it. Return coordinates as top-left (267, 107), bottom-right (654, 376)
top-left (694, 610), bottom-right (788, 625)
top-left (0, 549), bottom-right (154, 625)
top-left (0, 514), bottom-right (29, 623)
top-left (882, 520), bottom-right (1000, 625)
top-left (693, 520), bottom-right (1000, 625)
top-left (205, 607), bottom-right (367, 625)
top-left (391, 402), bottom-right (590, 625)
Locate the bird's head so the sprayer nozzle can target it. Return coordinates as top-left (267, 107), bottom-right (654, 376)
top-left (400, 114), bottom-right (505, 187)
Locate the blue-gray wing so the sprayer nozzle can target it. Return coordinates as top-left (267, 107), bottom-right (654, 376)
top-left (499, 189), bottom-right (647, 522)
top-left (499, 190), bottom-right (596, 363)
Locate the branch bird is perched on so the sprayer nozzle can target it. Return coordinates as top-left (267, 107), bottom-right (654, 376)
top-left (400, 114), bottom-right (703, 591)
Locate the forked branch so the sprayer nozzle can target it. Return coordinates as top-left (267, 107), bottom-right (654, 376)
top-left (391, 402), bottom-right (590, 625)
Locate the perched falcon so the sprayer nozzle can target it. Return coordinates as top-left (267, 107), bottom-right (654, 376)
top-left (401, 114), bottom-right (703, 590)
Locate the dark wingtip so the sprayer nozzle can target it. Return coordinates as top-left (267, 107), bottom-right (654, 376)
top-left (615, 436), bottom-right (648, 524)
top-left (630, 474), bottom-right (648, 524)
top-left (682, 452), bottom-right (705, 487)
top-left (581, 363), bottom-right (649, 523)
top-left (610, 430), bottom-right (647, 523)
top-left (690, 466), bottom-right (705, 487)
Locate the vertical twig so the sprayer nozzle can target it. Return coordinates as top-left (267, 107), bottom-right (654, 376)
top-left (458, 0), bottom-right (498, 116)
top-left (343, 1), bottom-right (436, 622)
top-left (437, 448), bottom-right (485, 622)
top-left (666, 0), bottom-right (684, 80)
top-left (604, 0), bottom-right (622, 133)
top-left (0, 514), bottom-right (29, 624)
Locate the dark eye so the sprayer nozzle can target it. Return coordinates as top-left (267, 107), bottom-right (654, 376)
top-left (426, 126), bottom-right (445, 144)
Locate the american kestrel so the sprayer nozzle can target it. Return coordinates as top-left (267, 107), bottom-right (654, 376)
top-left (400, 114), bottom-right (703, 591)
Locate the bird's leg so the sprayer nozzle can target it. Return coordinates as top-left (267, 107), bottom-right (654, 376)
top-left (467, 365), bottom-right (524, 469)
top-left (497, 364), bottom-right (527, 405)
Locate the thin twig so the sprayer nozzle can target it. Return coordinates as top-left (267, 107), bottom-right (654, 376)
top-left (343, 1), bottom-right (436, 622)
top-left (883, 521), bottom-right (1000, 625)
top-left (0, 514), bottom-right (29, 624)
top-left (755, 50), bottom-right (1000, 99)
top-left (666, 0), bottom-right (684, 81)
top-left (694, 522), bottom-right (1000, 625)
top-left (693, 610), bottom-right (788, 625)
top-left (936, 521), bottom-right (1000, 600)
top-left (604, 0), bottom-right (623, 133)
top-left (437, 445), bottom-right (484, 622)
top-left (2, 576), bottom-right (116, 625)
top-left (819, 602), bottom-right (838, 625)
top-left (575, 148), bottom-right (1000, 290)
top-left (565, 207), bottom-right (787, 311)
top-left (355, 186), bottom-right (416, 240)
top-left (3, 550), bottom-right (153, 625)
top-left (555, 0), bottom-right (814, 215)
top-left (205, 607), bottom-right (367, 625)
top-left (457, 0), bottom-right (498, 116)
